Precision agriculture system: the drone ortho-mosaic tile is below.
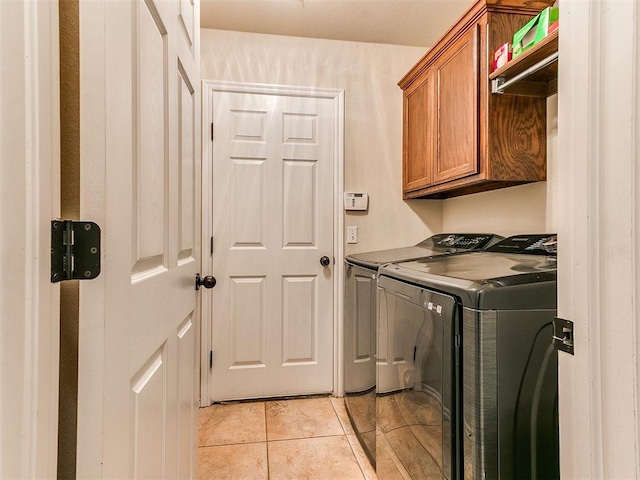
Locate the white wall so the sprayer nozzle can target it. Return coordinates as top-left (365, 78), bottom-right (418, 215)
top-left (443, 95), bottom-right (558, 236)
top-left (200, 29), bottom-right (443, 255)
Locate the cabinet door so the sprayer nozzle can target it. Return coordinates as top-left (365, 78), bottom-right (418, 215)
top-left (403, 71), bottom-right (434, 192)
top-left (433, 25), bottom-right (479, 185)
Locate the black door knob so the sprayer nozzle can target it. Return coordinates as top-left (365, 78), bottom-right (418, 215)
top-left (320, 256), bottom-right (331, 267)
top-left (195, 273), bottom-right (217, 290)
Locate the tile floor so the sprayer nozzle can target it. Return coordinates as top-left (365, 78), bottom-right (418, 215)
top-left (198, 396), bottom-right (377, 479)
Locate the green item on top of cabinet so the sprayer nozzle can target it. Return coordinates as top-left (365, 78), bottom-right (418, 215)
top-left (513, 6), bottom-right (559, 57)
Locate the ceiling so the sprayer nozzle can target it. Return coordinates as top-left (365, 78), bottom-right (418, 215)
top-left (199, 0), bottom-right (475, 47)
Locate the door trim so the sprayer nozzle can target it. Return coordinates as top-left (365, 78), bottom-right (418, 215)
top-left (200, 81), bottom-right (344, 405)
top-left (557, 0), bottom-right (640, 477)
top-left (0, 0), bottom-right (61, 477)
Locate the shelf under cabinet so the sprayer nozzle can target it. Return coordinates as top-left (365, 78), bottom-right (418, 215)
top-left (490, 29), bottom-right (558, 97)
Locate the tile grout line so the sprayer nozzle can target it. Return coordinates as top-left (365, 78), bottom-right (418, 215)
top-left (198, 440), bottom-right (268, 448)
top-left (345, 435), bottom-right (369, 479)
top-left (387, 395), bottom-right (442, 471)
top-left (264, 402), bottom-right (270, 480)
top-left (267, 433), bottom-right (348, 443)
top-left (393, 395), bottom-right (413, 428)
top-left (328, 397), bottom-right (345, 434)
top-left (330, 398), bottom-right (368, 479)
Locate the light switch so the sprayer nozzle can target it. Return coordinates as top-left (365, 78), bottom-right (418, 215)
top-left (347, 226), bottom-right (358, 244)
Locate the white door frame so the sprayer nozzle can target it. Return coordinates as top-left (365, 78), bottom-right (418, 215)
top-left (200, 81), bottom-right (345, 405)
top-left (0, 0), bottom-right (60, 477)
top-left (557, 0), bottom-right (640, 477)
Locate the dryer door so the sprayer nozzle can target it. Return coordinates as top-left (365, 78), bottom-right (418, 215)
top-left (377, 275), bottom-right (460, 480)
top-left (344, 262), bottom-right (377, 394)
top-left (343, 262), bottom-right (377, 464)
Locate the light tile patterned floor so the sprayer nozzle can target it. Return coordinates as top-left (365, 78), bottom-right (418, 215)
top-left (198, 397), bottom-right (377, 480)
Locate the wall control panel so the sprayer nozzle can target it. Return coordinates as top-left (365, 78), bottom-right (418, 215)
top-left (344, 192), bottom-right (368, 211)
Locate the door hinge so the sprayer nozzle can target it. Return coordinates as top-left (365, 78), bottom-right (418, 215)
top-left (210, 122), bottom-right (214, 141)
top-left (51, 220), bottom-right (101, 283)
top-left (209, 350), bottom-right (213, 369)
top-left (552, 317), bottom-right (574, 355)
top-left (210, 236), bottom-right (214, 255)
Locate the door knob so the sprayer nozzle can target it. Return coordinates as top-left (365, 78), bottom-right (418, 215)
top-left (320, 256), bottom-right (331, 267)
top-left (195, 273), bottom-right (217, 290)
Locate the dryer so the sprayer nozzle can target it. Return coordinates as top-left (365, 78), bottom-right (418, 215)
top-left (343, 233), bottom-right (501, 466)
top-left (377, 234), bottom-right (559, 480)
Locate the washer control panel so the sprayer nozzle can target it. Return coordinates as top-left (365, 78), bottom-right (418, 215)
top-left (486, 234), bottom-right (557, 255)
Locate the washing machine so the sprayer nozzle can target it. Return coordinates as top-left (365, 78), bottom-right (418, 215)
top-left (343, 233), bottom-right (502, 467)
top-left (377, 234), bottom-right (559, 480)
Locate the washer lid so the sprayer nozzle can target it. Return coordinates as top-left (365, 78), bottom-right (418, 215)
top-left (345, 233), bottom-right (501, 269)
top-left (384, 251), bottom-right (557, 285)
top-left (378, 235), bottom-right (557, 310)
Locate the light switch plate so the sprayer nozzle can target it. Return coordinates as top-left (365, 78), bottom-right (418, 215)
top-left (347, 226), bottom-right (358, 244)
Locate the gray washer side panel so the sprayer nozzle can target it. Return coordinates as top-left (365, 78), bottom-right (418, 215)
top-left (463, 307), bottom-right (559, 480)
top-left (463, 308), bottom-right (498, 480)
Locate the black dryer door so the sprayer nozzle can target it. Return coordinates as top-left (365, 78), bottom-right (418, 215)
top-left (377, 275), bottom-right (460, 480)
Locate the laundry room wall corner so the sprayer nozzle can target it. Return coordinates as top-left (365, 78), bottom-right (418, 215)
top-left (442, 94), bottom-right (558, 236)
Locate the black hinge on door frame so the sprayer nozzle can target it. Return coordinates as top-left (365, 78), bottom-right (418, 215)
top-left (209, 350), bottom-right (213, 369)
top-left (210, 122), bottom-right (214, 141)
top-left (51, 220), bottom-right (101, 283)
top-left (552, 317), bottom-right (574, 355)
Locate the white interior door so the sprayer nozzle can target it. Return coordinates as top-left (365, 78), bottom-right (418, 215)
top-left (208, 87), bottom-right (336, 401)
top-left (0, 1), bottom-right (60, 478)
top-left (76, 0), bottom-right (201, 478)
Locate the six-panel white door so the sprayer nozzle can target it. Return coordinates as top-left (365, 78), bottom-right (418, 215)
top-left (76, 0), bottom-right (201, 478)
top-left (210, 90), bottom-right (335, 400)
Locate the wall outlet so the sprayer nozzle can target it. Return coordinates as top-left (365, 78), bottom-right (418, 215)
top-left (347, 226), bottom-right (358, 244)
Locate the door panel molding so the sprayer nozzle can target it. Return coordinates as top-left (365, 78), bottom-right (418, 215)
top-left (201, 81), bottom-right (345, 404)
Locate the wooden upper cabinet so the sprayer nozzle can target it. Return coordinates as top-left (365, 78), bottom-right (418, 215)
top-left (433, 25), bottom-right (479, 185)
top-left (399, 0), bottom-right (554, 199)
top-left (403, 72), bottom-right (434, 191)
